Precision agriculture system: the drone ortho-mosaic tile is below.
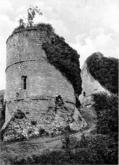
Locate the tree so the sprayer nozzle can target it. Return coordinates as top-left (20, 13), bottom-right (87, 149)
top-left (27, 6), bottom-right (43, 27)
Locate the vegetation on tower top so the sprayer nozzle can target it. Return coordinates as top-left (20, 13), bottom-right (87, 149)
top-left (12, 23), bottom-right (54, 36)
top-left (10, 22), bottom-right (82, 97)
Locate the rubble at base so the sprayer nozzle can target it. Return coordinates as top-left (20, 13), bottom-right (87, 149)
top-left (2, 97), bottom-right (87, 142)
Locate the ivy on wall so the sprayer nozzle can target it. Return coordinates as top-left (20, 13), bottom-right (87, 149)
top-left (11, 23), bottom-right (82, 97)
top-left (42, 34), bottom-right (82, 96)
top-left (86, 52), bottom-right (118, 94)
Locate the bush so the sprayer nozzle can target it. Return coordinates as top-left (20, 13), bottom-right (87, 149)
top-left (77, 134), bottom-right (118, 164)
top-left (12, 23), bottom-right (54, 36)
top-left (77, 92), bottom-right (118, 164)
top-left (92, 93), bottom-right (118, 139)
top-left (11, 134), bottom-right (117, 164)
top-left (86, 52), bottom-right (119, 94)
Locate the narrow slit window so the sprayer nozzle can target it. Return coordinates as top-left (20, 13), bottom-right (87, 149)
top-left (21, 76), bottom-right (27, 89)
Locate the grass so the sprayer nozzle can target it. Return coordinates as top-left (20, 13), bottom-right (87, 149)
top-left (0, 130), bottom-right (85, 164)
top-left (0, 133), bottom-right (76, 164)
top-left (1, 134), bottom-right (117, 165)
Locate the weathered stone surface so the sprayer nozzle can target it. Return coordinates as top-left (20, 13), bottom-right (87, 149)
top-left (79, 62), bottom-right (110, 133)
top-left (4, 25), bottom-right (77, 131)
top-left (79, 62), bottom-right (110, 105)
top-left (6, 27), bottom-right (75, 102)
top-left (3, 97), bottom-right (86, 142)
top-left (3, 24), bottom-right (83, 141)
top-left (70, 107), bottom-right (87, 131)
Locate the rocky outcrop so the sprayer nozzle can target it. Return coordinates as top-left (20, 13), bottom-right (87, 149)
top-left (79, 52), bottom-right (118, 134)
top-left (79, 62), bottom-right (109, 132)
top-left (3, 110), bottom-right (39, 141)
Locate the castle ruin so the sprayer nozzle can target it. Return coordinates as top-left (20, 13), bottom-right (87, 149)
top-left (2, 23), bottom-right (84, 141)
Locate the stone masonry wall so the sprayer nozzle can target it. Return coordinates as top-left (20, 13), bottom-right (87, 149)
top-left (4, 27), bottom-right (76, 130)
top-left (3, 96), bottom-right (86, 142)
top-left (6, 29), bottom-right (75, 102)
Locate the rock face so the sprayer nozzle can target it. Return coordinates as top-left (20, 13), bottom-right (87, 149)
top-left (3, 96), bottom-right (85, 141)
top-left (79, 62), bottom-right (110, 105)
top-left (79, 52), bottom-right (118, 133)
top-left (79, 57), bottom-right (110, 132)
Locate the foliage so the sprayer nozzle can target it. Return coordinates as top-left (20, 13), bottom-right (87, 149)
top-left (86, 52), bottom-right (119, 94)
top-left (0, 96), bottom-right (5, 139)
top-left (0, 133), bottom-right (118, 164)
top-left (72, 92), bottom-right (118, 164)
top-left (61, 127), bottom-right (77, 159)
top-left (77, 134), bottom-right (118, 164)
top-left (12, 25), bottom-right (25, 34)
top-left (11, 23), bottom-right (82, 97)
top-left (92, 92), bottom-right (118, 139)
top-left (42, 34), bottom-right (82, 96)
top-left (1, 92), bottom-right (118, 164)
top-left (36, 23), bottom-right (54, 34)
top-left (27, 7), bottom-right (43, 27)
top-left (2, 135), bottom-right (117, 164)
top-left (12, 151), bottom-right (70, 165)
top-left (76, 92), bottom-right (118, 164)
top-left (12, 23), bottom-right (54, 36)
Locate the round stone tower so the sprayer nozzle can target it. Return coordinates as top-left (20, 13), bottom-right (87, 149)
top-left (5, 25), bottom-right (75, 125)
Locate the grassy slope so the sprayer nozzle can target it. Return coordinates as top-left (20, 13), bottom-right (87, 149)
top-left (0, 132), bottom-right (82, 164)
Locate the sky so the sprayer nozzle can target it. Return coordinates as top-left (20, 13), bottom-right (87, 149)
top-left (0, 0), bottom-right (119, 90)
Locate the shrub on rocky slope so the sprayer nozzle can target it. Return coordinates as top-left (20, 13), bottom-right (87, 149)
top-left (78, 93), bottom-right (118, 164)
top-left (86, 52), bottom-right (118, 94)
top-left (93, 93), bottom-right (118, 139)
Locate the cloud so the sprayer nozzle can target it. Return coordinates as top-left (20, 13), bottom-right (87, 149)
top-left (0, 0), bottom-right (119, 89)
top-left (70, 0), bottom-right (119, 66)
top-left (0, 0), bottom-right (13, 14)
top-left (71, 29), bottom-right (119, 67)
top-left (0, 13), bottom-right (16, 90)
